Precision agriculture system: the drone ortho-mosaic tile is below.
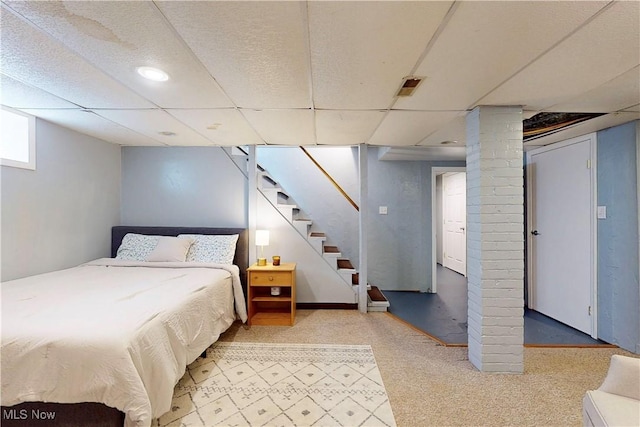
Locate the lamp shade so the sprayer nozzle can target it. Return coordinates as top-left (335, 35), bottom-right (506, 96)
top-left (255, 230), bottom-right (270, 246)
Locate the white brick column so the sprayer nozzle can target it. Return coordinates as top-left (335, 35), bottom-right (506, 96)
top-left (466, 106), bottom-right (524, 373)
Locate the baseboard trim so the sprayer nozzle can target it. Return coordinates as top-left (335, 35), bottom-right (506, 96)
top-left (296, 303), bottom-right (358, 310)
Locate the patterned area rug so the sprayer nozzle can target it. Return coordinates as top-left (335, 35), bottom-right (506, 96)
top-left (155, 342), bottom-right (396, 427)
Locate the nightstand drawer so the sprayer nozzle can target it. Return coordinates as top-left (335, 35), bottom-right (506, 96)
top-left (250, 271), bottom-right (292, 286)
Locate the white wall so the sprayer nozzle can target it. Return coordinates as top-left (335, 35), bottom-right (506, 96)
top-left (1, 119), bottom-right (121, 281)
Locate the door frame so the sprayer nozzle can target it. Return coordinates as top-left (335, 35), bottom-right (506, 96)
top-left (431, 166), bottom-right (466, 293)
top-left (525, 133), bottom-right (598, 338)
top-left (442, 172), bottom-right (467, 276)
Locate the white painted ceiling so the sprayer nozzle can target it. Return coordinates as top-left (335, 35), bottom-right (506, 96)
top-left (1, 1), bottom-right (639, 157)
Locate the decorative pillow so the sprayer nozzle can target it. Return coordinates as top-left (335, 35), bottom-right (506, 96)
top-left (115, 233), bottom-right (160, 261)
top-left (145, 236), bottom-right (193, 262)
top-left (179, 234), bottom-right (239, 264)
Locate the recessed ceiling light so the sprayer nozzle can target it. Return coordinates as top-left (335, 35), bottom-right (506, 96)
top-left (158, 131), bottom-right (176, 136)
top-left (136, 66), bottom-right (169, 82)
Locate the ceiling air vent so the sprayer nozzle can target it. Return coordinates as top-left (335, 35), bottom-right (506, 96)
top-left (396, 77), bottom-right (424, 97)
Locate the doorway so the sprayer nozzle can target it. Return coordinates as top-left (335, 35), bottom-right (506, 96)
top-left (431, 166), bottom-right (466, 293)
top-left (526, 133), bottom-right (597, 337)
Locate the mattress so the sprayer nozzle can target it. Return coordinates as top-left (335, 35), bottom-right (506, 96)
top-left (1, 258), bottom-right (247, 427)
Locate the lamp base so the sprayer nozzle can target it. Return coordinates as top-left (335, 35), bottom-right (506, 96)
top-left (257, 258), bottom-right (267, 266)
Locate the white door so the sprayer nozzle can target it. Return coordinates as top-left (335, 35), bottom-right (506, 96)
top-left (443, 172), bottom-right (466, 276)
top-left (527, 135), bottom-right (595, 336)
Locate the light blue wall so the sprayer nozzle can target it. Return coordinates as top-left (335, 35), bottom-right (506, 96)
top-left (257, 146), bottom-right (464, 291)
top-left (368, 149), bottom-right (465, 291)
top-left (1, 119), bottom-right (121, 281)
top-left (121, 147), bottom-right (247, 227)
top-left (597, 120), bottom-right (639, 353)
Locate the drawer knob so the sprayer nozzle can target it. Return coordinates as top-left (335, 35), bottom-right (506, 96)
top-left (269, 276), bottom-right (274, 281)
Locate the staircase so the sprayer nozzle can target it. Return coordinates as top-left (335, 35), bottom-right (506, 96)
top-left (257, 166), bottom-right (389, 311)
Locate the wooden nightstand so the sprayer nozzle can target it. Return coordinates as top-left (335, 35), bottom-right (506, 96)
top-left (247, 262), bottom-right (296, 326)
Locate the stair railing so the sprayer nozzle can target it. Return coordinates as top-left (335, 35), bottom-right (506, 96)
top-left (299, 147), bottom-right (359, 212)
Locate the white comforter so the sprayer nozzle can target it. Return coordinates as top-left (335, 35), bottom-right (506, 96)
top-left (1, 259), bottom-right (247, 427)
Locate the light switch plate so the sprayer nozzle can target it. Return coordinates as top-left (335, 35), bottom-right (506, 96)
top-left (597, 206), bottom-right (607, 219)
top-left (379, 206), bottom-right (388, 215)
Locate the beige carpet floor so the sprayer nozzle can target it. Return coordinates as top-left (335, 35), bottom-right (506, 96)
top-left (215, 309), bottom-right (635, 427)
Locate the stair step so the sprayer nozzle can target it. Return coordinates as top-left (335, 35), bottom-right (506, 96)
top-left (262, 174), bottom-right (277, 186)
top-left (324, 246), bottom-right (340, 253)
top-left (337, 259), bottom-right (354, 270)
top-left (368, 286), bottom-right (387, 302)
top-left (310, 232), bottom-right (326, 238)
top-left (352, 272), bottom-right (359, 285)
top-left (367, 286), bottom-right (390, 312)
top-left (293, 219), bottom-right (312, 236)
top-left (276, 204), bottom-right (298, 222)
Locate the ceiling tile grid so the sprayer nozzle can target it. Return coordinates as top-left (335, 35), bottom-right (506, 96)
top-left (395, 1), bottom-right (610, 111)
top-left (479, 1), bottom-right (640, 111)
top-left (0, 1), bottom-right (638, 152)
top-left (166, 109), bottom-right (265, 146)
top-left (155, 1), bottom-right (312, 110)
top-left (308, 1), bottom-right (453, 110)
top-left (0, 5), bottom-right (153, 109)
top-left (3, 1), bottom-right (233, 109)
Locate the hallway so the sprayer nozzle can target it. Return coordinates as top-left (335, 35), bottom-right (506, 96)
top-left (384, 265), bottom-right (613, 347)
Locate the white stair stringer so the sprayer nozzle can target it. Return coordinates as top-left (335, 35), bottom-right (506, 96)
top-left (258, 171), bottom-right (278, 189)
top-left (338, 268), bottom-right (357, 286)
top-left (308, 234), bottom-right (326, 253)
top-left (262, 187), bottom-right (283, 205)
top-left (322, 251), bottom-right (341, 265)
top-left (257, 194), bottom-right (356, 304)
top-left (293, 219), bottom-right (312, 236)
top-left (276, 204), bottom-right (297, 222)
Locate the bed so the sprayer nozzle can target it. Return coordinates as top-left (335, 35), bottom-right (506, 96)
top-left (1, 226), bottom-right (248, 427)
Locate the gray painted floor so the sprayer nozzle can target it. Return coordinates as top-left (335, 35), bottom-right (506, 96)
top-left (384, 265), bottom-right (608, 346)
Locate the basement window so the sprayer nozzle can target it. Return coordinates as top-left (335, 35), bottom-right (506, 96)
top-left (1, 106), bottom-right (36, 170)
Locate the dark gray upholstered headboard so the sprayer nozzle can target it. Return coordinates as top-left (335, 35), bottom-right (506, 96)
top-left (111, 226), bottom-right (248, 291)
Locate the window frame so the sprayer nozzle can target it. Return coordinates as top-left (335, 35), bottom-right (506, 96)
top-left (1, 106), bottom-right (36, 170)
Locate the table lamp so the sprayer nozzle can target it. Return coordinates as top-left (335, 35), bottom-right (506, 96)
top-left (255, 230), bottom-right (269, 266)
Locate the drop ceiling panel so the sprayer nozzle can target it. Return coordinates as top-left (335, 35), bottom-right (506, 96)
top-left (524, 112), bottom-right (640, 147)
top-left (480, 1), bottom-right (640, 111)
top-left (315, 110), bottom-right (385, 146)
top-left (368, 111), bottom-right (460, 146)
top-left (95, 110), bottom-right (213, 146)
top-left (0, 74), bottom-right (78, 109)
top-left (4, 1), bottom-right (232, 109)
top-left (166, 109), bottom-right (264, 146)
top-left (546, 66), bottom-right (640, 113)
top-left (0, 6), bottom-right (153, 109)
top-left (20, 109), bottom-right (162, 146)
top-left (242, 110), bottom-right (315, 146)
top-left (308, 1), bottom-right (452, 110)
top-left (156, 1), bottom-right (310, 109)
top-left (378, 146), bottom-right (466, 161)
top-left (417, 114), bottom-right (467, 147)
top-left (396, 1), bottom-right (609, 111)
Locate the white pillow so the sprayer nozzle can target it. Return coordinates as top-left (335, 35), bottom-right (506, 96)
top-left (145, 236), bottom-right (193, 262)
top-left (115, 233), bottom-right (160, 261)
top-left (179, 234), bottom-right (239, 264)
